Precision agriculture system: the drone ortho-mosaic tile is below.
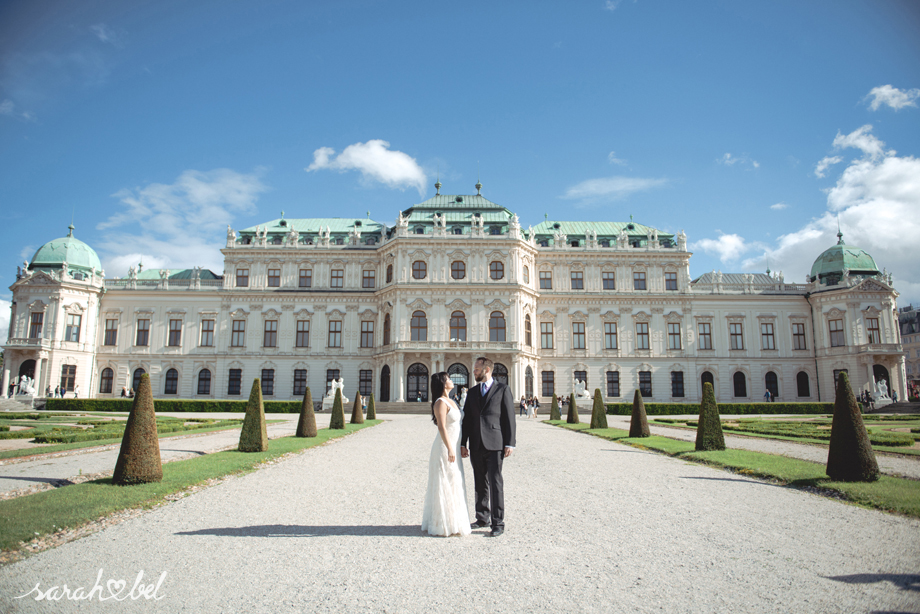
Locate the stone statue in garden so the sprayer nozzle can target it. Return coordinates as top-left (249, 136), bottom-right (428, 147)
top-left (322, 378), bottom-right (350, 411)
top-left (875, 378), bottom-right (889, 399)
top-left (573, 379), bottom-right (591, 399)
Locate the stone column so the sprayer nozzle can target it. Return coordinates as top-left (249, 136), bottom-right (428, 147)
top-left (33, 357), bottom-right (43, 397)
top-left (395, 354), bottom-right (406, 402)
top-left (1, 366), bottom-right (10, 398)
top-left (511, 355), bottom-right (521, 399)
top-left (867, 361), bottom-right (876, 394)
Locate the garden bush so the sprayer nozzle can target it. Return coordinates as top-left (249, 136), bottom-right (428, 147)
top-left (238, 379), bottom-right (268, 452)
top-left (295, 387), bottom-right (317, 438)
top-left (566, 395), bottom-right (580, 424)
top-left (350, 392), bottom-right (365, 425)
top-left (629, 390), bottom-right (650, 438)
top-left (695, 382), bottom-right (725, 451)
top-left (827, 371), bottom-right (879, 482)
top-left (549, 394), bottom-right (561, 421)
top-left (605, 401), bottom-right (832, 416)
top-left (366, 393), bottom-right (377, 420)
top-left (329, 389), bottom-right (345, 429)
top-left (590, 389), bottom-right (608, 429)
top-left (45, 398), bottom-right (304, 413)
top-left (112, 374), bottom-right (163, 485)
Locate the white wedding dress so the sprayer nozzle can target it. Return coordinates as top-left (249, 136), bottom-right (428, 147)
top-left (421, 399), bottom-right (471, 537)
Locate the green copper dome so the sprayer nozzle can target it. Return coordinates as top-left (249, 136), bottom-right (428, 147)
top-left (30, 225), bottom-right (103, 273)
top-left (809, 231), bottom-right (879, 283)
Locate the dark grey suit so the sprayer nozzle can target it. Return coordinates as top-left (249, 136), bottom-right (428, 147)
top-left (461, 380), bottom-right (516, 529)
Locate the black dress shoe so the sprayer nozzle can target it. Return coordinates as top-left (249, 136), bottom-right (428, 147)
top-left (489, 528), bottom-right (504, 537)
top-left (471, 521), bottom-right (489, 529)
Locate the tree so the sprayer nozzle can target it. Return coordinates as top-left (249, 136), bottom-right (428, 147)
top-left (550, 393), bottom-right (561, 421)
top-left (238, 379), bottom-right (268, 452)
top-left (827, 371), bottom-right (880, 482)
top-left (695, 382), bottom-right (725, 451)
top-left (295, 386), bottom-right (317, 438)
top-left (566, 395), bottom-right (580, 424)
top-left (350, 391), bottom-right (365, 424)
top-left (590, 388), bottom-right (608, 429)
top-left (629, 389), bottom-right (650, 438)
top-left (366, 393), bottom-right (377, 420)
top-left (112, 374), bottom-right (162, 485)
top-left (329, 388), bottom-right (346, 429)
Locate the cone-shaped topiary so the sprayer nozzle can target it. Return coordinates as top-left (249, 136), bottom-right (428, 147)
top-left (366, 393), bottom-right (377, 420)
top-left (827, 371), bottom-right (880, 482)
top-left (629, 389), bottom-right (651, 438)
top-left (566, 395), bottom-right (580, 424)
top-left (695, 382), bottom-right (725, 451)
top-left (590, 388), bottom-right (608, 429)
top-left (238, 379), bottom-right (269, 452)
top-left (329, 388), bottom-right (346, 429)
top-left (113, 374), bottom-right (162, 485)
top-left (550, 393), bottom-right (561, 421)
top-left (350, 391), bottom-right (365, 424)
top-left (295, 386), bottom-right (317, 438)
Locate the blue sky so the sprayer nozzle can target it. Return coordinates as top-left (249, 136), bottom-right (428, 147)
top-left (2, 0), bottom-right (920, 340)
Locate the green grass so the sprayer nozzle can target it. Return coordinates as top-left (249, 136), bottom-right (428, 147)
top-left (0, 421), bottom-right (380, 553)
top-left (545, 419), bottom-right (920, 518)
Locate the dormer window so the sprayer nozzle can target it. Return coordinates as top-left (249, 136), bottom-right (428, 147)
top-left (570, 240), bottom-right (579, 247)
top-left (335, 238), bottom-right (344, 245)
top-left (453, 227), bottom-right (462, 235)
top-left (539, 241), bottom-right (549, 247)
top-left (272, 236), bottom-right (283, 245)
top-left (366, 237), bottom-right (376, 245)
top-left (490, 226), bottom-right (501, 235)
top-left (600, 239), bottom-right (610, 247)
top-left (415, 227), bottom-right (424, 235)
top-left (242, 236), bottom-right (251, 245)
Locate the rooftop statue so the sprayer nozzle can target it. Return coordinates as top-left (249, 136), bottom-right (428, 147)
top-left (677, 230), bottom-right (687, 251)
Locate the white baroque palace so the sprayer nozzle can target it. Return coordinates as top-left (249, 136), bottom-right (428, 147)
top-left (3, 184), bottom-right (908, 405)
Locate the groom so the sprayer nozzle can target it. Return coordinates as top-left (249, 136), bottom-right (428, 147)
top-left (461, 356), bottom-right (516, 537)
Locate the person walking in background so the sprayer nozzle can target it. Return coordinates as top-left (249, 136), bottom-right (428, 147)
top-left (763, 389), bottom-right (771, 402)
top-left (74, 384), bottom-right (80, 399)
top-left (520, 396), bottom-right (527, 416)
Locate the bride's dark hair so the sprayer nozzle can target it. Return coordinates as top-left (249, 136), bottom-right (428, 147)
top-left (430, 372), bottom-right (450, 424)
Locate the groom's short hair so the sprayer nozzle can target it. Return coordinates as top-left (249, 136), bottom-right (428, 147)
top-left (475, 356), bottom-right (494, 372)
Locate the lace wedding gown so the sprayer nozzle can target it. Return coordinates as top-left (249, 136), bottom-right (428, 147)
top-left (421, 400), bottom-right (471, 537)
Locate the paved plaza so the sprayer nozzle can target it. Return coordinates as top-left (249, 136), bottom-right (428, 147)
top-left (1, 416), bottom-right (918, 613)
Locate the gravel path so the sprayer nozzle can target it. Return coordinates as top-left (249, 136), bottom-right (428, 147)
top-left (607, 415), bottom-right (920, 479)
top-left (1, 416), bottom-right (917, 613)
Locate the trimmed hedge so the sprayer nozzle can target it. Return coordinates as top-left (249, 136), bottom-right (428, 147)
top-left (46, 398), bottom-right (304, 413)
top-left (604, 402), bottom-right (832, 415)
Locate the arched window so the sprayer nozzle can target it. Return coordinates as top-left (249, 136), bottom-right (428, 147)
top-left (383, 314), bottom-right (391, 345)
top-left (524, 314), bottom-right (532, 347)
top-left (489, 311), bottom-right (506, 342)
top-left (733, 372), bottom-right (747, 398)
top-left (450, 311), bottom-right (467, 341)
top-left (493, 363), bottom-right (509, 386)
top-left (380, 365), bottom-right (391, 402)
top-left (765, 371), bottom-right (779, 400)
top-left (796, 372), bottom-right (811, 397)
top-left (198, 369), bottom-right (212, 395)
top-left (490, 261), bottom-right (504, 280)
top-left (164, 368), bottom-right (179, 395)
top-left (99, 368), bottom-right (113, 394)
top-left (525, 366), bottom-right (534, 398)
top-left (386, 264), bottom-right (393, 283)
top-left (407, 363), bottom-right (429, 402)
top-left (448, 363), bottom-right (469, 390)
top-left (411, 311), bottom-right (428, 341)
top-left (523, 265), bottom-right (530, 284)
top-left (132, 368), bottom-right (146, 392)
top-left (412, 261), bottom-right (427, 279)
top-left (701, 371), bottom-right (714, 394)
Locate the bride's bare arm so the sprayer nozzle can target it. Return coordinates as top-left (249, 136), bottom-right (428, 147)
top-left (434, 399), bottom-right (456, 462)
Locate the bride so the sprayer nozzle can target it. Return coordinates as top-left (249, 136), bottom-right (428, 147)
top-left (421, 372), bottom-right (471, 537)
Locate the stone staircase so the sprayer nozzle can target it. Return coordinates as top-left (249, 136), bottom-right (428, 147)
top-left (0, 396), bottom-right (41, 412)
top-left (373, 402), bottom-right (432, 415)
top-left (866, 402), bottom-right (920, 415)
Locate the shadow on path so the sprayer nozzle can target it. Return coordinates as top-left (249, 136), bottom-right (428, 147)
top-left (0, 475), bottom-right (75, 486)
top-left (678, 476), bottom-right (778, 486)
top-left (176, 524), bottom-right (421, 538)
top-left (825, 573), bottom-right (920, 592)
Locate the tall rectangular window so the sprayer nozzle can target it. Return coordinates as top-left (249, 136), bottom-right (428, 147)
top-left (572, 322), bottom-right (585, 349)
top-left (359, 370), bottom-right (373, 397)
top-left (261, 369), bottom-right (274, 396)
top-left (136, 319), bottom-right (150, 346)
top-left (299, 269), bottom-right (312, 288)
top-left (231, 320), bottom-right (245, 347)
top-left (104, 319), bottom-right (118, 346)
top-left (361, 321), bottom-right (374, 348)
top-left (671, 371), bottom-right (685, 397)
top-left (539, 271), bottom-right (552, 289)
top-left (602, 272), bottom-right (616, 290)
top-left (570, 271), bottom-right (584, 290)
top-left (363, 270), bottom-right (376, 288)
top-left (867, 318), bottom-right (881, 344)
top-left (328, 320), bottom-right (342, 348)
top-left (761, 323), bottom-right (776, 350)
top-left (228, 369), bottom-right (242, 395)
top-left (633, 272), bottom-right (647, 290)
top-left (829, 319), bottom-right (845, 347)
top-left (833, 368), bottom-right (848, 383)
top-left (168, 319), bottom-right (182, 346)
top-left (730, 323), bottom-right (744, 350)
top-left (200, 319), bottom-right (214, 347)
top-left (293, 369), bottom-right (307, 396)
top-left (541, 371), bottom-right (555, 397)
top-left (236, 268), bottom-right (249, 287)
top-left (698, 322), bottom-right (712, 350)
top-left (604, 322), bottom-right (618, 349)
top-left (65, 314), bottom-right (82, 342)
top-left (330, 269), bottom-right (344, 288)
top-left (296, 320), bottom-right (310, 347)
top-left (541, 322), bottom-right (554, 349)
top-left (639, 371), bottom-right (652, 397)
top-left (263, 320), bottom-right (278, 347)
top-left (668, 323), bottom-right (681, 350)
top-left (792, 323), bottom-right (807, 350)
top-left (267, 268), bottom-right (281, 287)
top-left (606, 371), bottom-right (620, 397)
top-left (61, 365), bottom-right (76, 392)
top-left (665, 272), bottom-right (678, 291)
top-left (326, 369), bottom-right (340, 394)
top-left (636, 322), bottom-right (649, 350)
top-left (29, 313), bottom-right (43, 339)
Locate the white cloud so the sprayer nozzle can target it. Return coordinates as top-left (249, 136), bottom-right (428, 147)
top-left (865, 85), bottom-right (920, 111)
top-left (90, 24), bottom-right (117, 44)
top-left (0, 298), bottom-right (10, 344)
top-left (607, 151), bottom-right (627, 166)
top-left (770, 203), bottom-right (788, 211)
top-left (96, 168), bottom-right (267, 276)
top-left (605, 0), bottom-right (621, 10)
top-left (691, 233), bottom-right (751, 263)
top-left (0, 98), bottom-right (35, 122)
top-left (815, 155), bottom-right (843, 178)
top-left (306, 140), bottom-right (427, 195)
top-left (831, 124), bottom-right (892, 160)
top-left (18, 245), bottom-right (36, 263)
top-left (717, 153), bottom-right (759, 169)
top-left (561, 176), bottom-right (667, 201)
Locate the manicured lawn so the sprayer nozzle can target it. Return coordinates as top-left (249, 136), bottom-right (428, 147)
top-left (0, 421), bottom-right (380, 552)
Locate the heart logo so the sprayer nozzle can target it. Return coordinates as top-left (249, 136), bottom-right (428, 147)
top-left (107, 579), bottom-right (126, 597)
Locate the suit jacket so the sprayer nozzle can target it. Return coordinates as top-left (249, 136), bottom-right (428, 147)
top-left (462, 380), bottom-right (516, 452)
